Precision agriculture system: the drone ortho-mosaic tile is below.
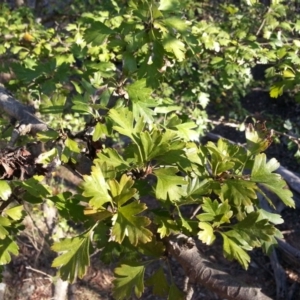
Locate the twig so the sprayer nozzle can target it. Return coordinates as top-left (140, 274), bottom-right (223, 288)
top-left (25, 266), bottom-right (53, 280)
top-left (273, 129), bottom-right (300, 144)
top-left (207, 118), bottom-right (240, 128)
top-left (256, 7), bottom-right (272, 37)
top-left (190, 205), bottom-right (201, 219)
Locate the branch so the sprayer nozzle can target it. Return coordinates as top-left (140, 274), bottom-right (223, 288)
top-left (166, 234), bottom-right (272, 300)
top-left (0, 85), bottom-right (49, 145)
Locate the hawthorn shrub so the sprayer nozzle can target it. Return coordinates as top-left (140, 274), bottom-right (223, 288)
top-left (0, 0), bottom-right (297, 299)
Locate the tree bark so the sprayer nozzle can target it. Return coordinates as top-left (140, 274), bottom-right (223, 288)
top-left (166, 234), bottom-right (272, 300)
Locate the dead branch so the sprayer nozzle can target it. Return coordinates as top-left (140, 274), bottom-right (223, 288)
top-left (166, 234), bottom-right (272, 300)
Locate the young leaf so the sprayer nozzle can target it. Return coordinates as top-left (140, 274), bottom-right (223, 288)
top-left (51, 231), bottom-right (92, 282)
top-left (198, 222), bottom-right (216, 245)
top-left (81, 162), bottom-right (112, 209)
top-left (111, 201), bottom-right (152, 245)
top-left (113, 264), bottom-right (145, 300)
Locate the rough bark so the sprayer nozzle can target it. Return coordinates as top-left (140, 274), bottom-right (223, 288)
top-left (166, 234), bottom-right (272, 300)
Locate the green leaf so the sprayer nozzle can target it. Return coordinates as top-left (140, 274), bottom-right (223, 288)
top-left (111, 201), bottom-right (152, 245)
top-left (126, 79), bottom-right (152, 102)
top-left (197, 198), bottom-right (233, 226)
top-left (4, 205), bottom-right (23, 221)
top-left (52, 231), bottom-right (92, 282)
top-left (0, 181), bottom-right (11, 201)
top-left (153, 167), bottom-right (187, 201)
top-left (113, 264), bottom-right (145, 300)
top-left (221, 179), bottom-right (257, 206)
top-left (270, 82), bottom-right (285, 98)
top-left (177, 208), bottom-right (192, 232)
top-left (163, 17), bottom-right (188, 33)
top-left (159, 0), bottom-right (181, 11)
top-left (132, 100), bottom-right (156, 124)
top-left (163, 37), bottom-right (186, 61)
top-left (50, 192), bottom-right (85, 222)
top-left (109, 108), bottom-right (136, 139)
top-left (220, 232), bottom-right (251, 269)
top-left (21, 176), bottom-right (50, 198)
top-left (123, 52), bottom-right (137, 74)
top-left (258, 209), bottom-right (283, 225)
top-left (0, 236), bottom-right (19, 265)
top-left (108, 174), bottom-right (137, 207)
top-left (206, 141), bottom-right (235, 175)
top-left (251, 154), bottom-right (294, 207)
top-left (174, 121), bottom-right (199, 141)
top-left (168, 283), bottom-right (185, 300)
top-left (234, 212), bottom-right (276, 244)
top-left (84, 21), bottom-right (114, 45)
top-left (154, 211), bottom-right (179, 238)
top-left (0, 217), bottom-right (10, 239)
top-left (92, 122), bottom-right (106, 142)
top-left (61, 137), bottom-right (81, 164)
top-left (35, 148), bottom-right (58, 166)
top-left (146, 267), bottom-right (169, 297)
top-left (40, 93), bottom-right (66, 114)
top-left (96, 148), bottom-right (130, 171)
top-left (137, 239), bottom-right (165, 258)
top-left (81, 162), bottom-right (112, 209)
top-left (198, 222), bottom-right (216, 245)
top-left (36, 130), bottom-right (59, 142)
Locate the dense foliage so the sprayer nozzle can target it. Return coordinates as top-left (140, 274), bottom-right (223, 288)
top-left (0, 0), bottom-right (298, 298)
